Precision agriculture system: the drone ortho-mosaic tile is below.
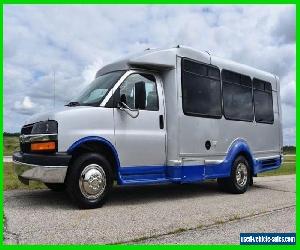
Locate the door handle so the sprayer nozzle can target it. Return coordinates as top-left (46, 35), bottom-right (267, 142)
top-left (159, 115), bottom-right (164, 129)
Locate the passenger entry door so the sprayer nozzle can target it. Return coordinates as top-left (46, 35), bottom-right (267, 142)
top-left (113, 71), bottom-right (166, 168)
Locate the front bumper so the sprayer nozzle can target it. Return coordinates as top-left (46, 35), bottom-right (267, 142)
top-left (13, 151), bottom-right (71, 184)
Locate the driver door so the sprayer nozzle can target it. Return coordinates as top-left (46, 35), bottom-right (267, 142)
top-left (113, 71), bottom-right (166, 168)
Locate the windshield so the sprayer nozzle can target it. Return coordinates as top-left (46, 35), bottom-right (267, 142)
top-left (71, 71), bottom-right (125, 106)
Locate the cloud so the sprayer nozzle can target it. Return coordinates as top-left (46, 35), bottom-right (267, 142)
top-left (13, 96), bottom-right (40, 115)
top-left (4, 5), bottom-right (296, 145)
top-left (281, 80), bottom-right (296, 107)
top-left (82, 59), bottom-right (104, 85)
top-left (280, 68), bottom-right (296, 107)
top-left (272, 5), bottom-right (295, 45)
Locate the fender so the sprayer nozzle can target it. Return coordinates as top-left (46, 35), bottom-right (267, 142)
top-left (223, 138), bottom-right (255, 173)
top-left (203, 138), bottom-right (255, 179)
top-left (67, 136), bottom-right (121, 181)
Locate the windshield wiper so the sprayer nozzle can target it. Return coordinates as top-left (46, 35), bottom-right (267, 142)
top-left (65, 101), bottom-right (81, 107)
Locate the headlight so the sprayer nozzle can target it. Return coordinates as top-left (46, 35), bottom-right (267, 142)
top-left (31, 120), bottom-right (58, 134)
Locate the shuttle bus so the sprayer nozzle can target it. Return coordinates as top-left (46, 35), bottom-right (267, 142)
top-left (13, 46), bottom-right (283, 208)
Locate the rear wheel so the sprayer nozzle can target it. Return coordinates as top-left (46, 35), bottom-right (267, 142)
top-left (44, 183), bottom-right (66, 192)
top-left (66, 153), bottom-right (113, 209)
top-left (217, 155), bottom-right (250, 194)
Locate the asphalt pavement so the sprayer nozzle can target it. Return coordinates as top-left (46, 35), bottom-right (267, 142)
top-left (140, 206), bottom-right (295, 244)
top-left (4, 174), bottom-right (295, 244)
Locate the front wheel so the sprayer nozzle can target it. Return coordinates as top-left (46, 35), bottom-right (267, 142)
top-left (66, 153), bottom-right (113, 209)
top-left (217, 156), bottom-right (251, 194)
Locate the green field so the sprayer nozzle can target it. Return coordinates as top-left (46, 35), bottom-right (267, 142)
top-left (3, 136), bottom-right (19, 156)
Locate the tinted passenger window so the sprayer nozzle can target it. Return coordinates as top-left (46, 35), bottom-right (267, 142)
top-left (253, 79), bottom-right (274, 123)
top-left (181, 58), bottom-right (222, 118)
top-left (119, 73), bottom-right (159, 111)
top-left (222, 70), bottom-right (253, 121)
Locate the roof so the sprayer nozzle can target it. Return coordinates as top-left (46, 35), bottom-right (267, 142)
top-left (95, 46), bottom-right (210, 77)
top-left (96, 46), bottom-right (278, 90)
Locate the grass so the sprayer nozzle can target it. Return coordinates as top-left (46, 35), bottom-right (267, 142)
top-left (283, 155), bottom-right (296, 161)
top-left (3, 136), bottom-right (19, 156)
top-left (259, 161), bottom-right (295, 176)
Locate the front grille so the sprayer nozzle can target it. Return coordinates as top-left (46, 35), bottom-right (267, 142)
top-left (21, 124), bottom-right (34, 135)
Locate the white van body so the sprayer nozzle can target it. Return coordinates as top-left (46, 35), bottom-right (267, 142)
top-left (13, 46), bottom-right (283, 208)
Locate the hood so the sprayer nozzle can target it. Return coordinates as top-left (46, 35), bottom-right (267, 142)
top-left (24, 106), bottom-right (89, 125)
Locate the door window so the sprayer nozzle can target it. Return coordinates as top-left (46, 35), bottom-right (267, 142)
top-left (119, 73), bottom-right (159, 111)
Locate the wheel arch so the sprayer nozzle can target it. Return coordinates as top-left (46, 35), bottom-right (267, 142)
top-left (67, 136), bottom-right (121, 181)
top-left (225, 138), bottom-right (255, 176)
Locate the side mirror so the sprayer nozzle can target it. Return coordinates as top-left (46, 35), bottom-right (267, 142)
top-left (134, 81), bottom-right (146, 109)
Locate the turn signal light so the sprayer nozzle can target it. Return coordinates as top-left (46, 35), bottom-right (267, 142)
top-left (31, 141), bottom-right (56, 152)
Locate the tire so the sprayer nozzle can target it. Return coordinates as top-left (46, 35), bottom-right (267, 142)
top-left (66, 153), bottom-right (113, 209)
top-left (217, 178), bottom-right (227, 189)
top-left (217, 155), bottom-right (250, 194)
top-left (45, 183), bottom-right (66, 192)
top-left (249, 176), bottom-right (254, 186)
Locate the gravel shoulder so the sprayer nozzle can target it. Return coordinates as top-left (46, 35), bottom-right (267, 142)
top-left (4, 175), bottom-right (295, 244)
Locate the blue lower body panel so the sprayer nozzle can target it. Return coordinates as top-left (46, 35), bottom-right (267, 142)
top-left (253, 156), bottom-right (282, 174)
top-left (118, 156), bottom-right (282, 185)
top-left (119, 166), bottom-right (173, 185)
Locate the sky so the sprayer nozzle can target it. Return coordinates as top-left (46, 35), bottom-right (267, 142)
top-left (4, 5), bottom-right (296, 145)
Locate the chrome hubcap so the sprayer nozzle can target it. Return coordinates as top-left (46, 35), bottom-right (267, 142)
top-left (79, 164), bottom-right (106, 199)
top-left (236, 163), bottom-right (248, 187)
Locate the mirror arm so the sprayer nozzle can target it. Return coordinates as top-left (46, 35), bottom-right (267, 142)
top-left (118, 102), bottom-right (139, 118)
